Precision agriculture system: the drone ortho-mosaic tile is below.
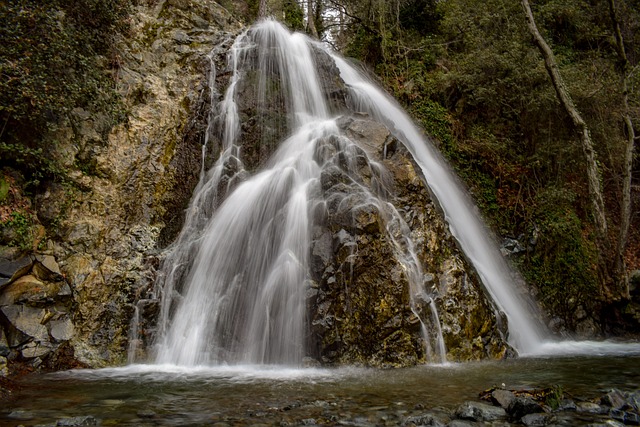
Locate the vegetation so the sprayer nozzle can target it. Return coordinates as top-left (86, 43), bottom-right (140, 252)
top-left (0, 0), bottom-right (130, 188)
top-left (299, 0), bottom-right (639, 332)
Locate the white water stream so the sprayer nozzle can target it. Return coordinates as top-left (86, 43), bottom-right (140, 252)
top-left (146, 19), bottom-right (638, 367)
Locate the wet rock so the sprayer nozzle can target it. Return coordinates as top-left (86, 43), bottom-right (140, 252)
top-left (556, 399), bottom-right (577, 412)
top-left (610, 409), bottom-right (640, 425)
top-left (21, 340), bottom-right (53, 358)
top-left (578, 402), bottom-right (609, 414)
top-left (521, 413), bottom-right (554, 426)
top-left (602, 389), bottom-right (627, 410)
top-left (492, 389), bottom-right (516, 409)
top-left (507, 396), bottom-right (544, 419)
top-left (455, 401), bottom-right (507, 422)
top-left (403, 413), bottom-right (447, 426)
top-left (33, 254), bottom-right (63, 281)
top-left (626, 391), bottom-right (640, 412)
top-left (500, 237), bottom-right (525, 257)
top-left (56, 415), bottom-right (98, 426)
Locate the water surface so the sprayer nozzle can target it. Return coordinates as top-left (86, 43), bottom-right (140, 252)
top-left (3, 354), bottom-right (639, 426)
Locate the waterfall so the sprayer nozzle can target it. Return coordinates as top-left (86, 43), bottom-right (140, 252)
top-left (323, 51), bottom-right (547, 355)
top-left (151, 19), bottom-right (546, 367)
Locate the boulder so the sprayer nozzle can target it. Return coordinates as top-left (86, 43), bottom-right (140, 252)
top-left (492, 389), bottom-right (516, 409)
top-left (602, 389), bottom-right (627, 410)
top-left (521, 413), bottom-right (554, 426)
top-left (455, 401), bottom-right (507, 422)
top-left (508, 396), bottom-right (544, 419)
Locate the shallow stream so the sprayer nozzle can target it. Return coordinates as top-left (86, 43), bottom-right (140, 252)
top-left (2, 351), bottom-right (640, 426)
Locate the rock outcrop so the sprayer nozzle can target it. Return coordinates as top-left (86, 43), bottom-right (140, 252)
top-left (306, 117), bottom-right (511, 365)
top-left (0, 0), bottom-right (243, 371)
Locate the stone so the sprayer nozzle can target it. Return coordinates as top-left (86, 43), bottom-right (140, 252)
top-left (448, 421), bottom-right (475, 427)
top-left (0, 355), bottom-right (7, 376)
top-left (508, 396), bottom-right (544, 419)
top-left (1, 305), bottom-right (48, 343)
top-left (492, 389), bottom-right (516, 409)
top-left (33, 254), bottom-right (63, 281)
top-left (556, 399), bottom-right (577, 411)
top-left (56, 416), bottom-right (98, 426)
top-left (0, 274), bottom-right (54, 305)
top-left (21, 341), bottom-right (52, 358)
top-left (578, 402), bottom-right (608, 414)
top-left (521, 413), bottom-right (553, 426)
top-left (0, 253), bottom-right (33, 287)
top-left (626, 391), bottom-right (640, 412)
top-left (50, 317), bottom-right (75, 342)
top-left (455, 401), bottom-right (507, 422)
top-left (602, 389), bottom-right (627, 410)
top-left (0, 328), bottom-right (9, 357)
top-left (403, 413), bottom-right (447, 426)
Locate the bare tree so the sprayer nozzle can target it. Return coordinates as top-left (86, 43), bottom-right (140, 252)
top-left (521, 0), bottom-right (612, 293)
top-left (609, 0), bottom-right (637, 297)
top-left (307, 0), bottom-right (319, 38)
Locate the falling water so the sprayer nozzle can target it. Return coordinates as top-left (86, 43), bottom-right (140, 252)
top-left (324, 51), bottom-right (547, 354)
top-left (152, 18), bottom-right (549, 367)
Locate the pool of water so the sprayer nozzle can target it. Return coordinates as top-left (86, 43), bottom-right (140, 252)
top-left (2, 349), bottom-right (640, 426)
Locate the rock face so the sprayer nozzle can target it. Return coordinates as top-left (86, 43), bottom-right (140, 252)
top-left (3, 5), bottom-right (512, 369)
top-left (0, 249), bottom-right (81, 371)
top-left (305, 117), bottom-right (510, 365)
top-left (8, 1), bottom-right (243, 368)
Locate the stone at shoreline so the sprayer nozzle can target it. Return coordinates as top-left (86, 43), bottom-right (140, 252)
top-left (492, 389), bottom-right (516, 409)
top-left (403, 412), bottom-right (448, 426)
top-left (602, 389), bottom-right (627, 410)
top-left (521, 412), bottom-right (554, 426)
top-left (56, 415), bottom-right (98, 426)
top-left (508, 396), bottom-right (544, 419)
top-left (578, 402), bottom-right (609, 415)
top-left (455, 401), bottom-right (507, 422)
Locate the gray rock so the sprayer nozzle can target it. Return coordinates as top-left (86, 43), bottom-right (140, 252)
top-left (521, 413), bottom-right (554, 426)
top-left (556, 399), bottom-right (577, 412)
top-left (56, 416), bottom-right (98, 426)
top-left (0, 253), bottom-right (33, 286)
top-left (455, 401), bottom-right (507, 422)
top-left (578, 402), bottom-right (609, 414)
top-left (50, 317), bottom-right (75, 342)
top-left (602, 389), bottom-right (627, 410)
top-left (1, 305), bottom-right (48, 343)
top-left (492, 389), bottom-right (516, 409)
top-left (21, 341), bottom-right (52, 358)
top-left (33, 254), bottom-right (63, 281)
top-left (508, 396), bottom-right (544, 419)
top-left (403, 413), bottom-right (447, 426)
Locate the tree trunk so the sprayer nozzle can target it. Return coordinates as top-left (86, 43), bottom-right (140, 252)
top-left (609, 0), bottom-right (635, 298)
top-left (307, 0), bottom-right (319, 38)
top-left (258, 0), bottom-right (268, 19)
top-left (521, 0), bottom-right (612, 294)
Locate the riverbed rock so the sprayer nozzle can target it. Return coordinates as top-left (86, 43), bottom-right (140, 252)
top-left (521, 413), bottom-right (554, 426)
top-left (508, 396), bottom-right (544, 419)
top-left (455, 401), bottom-right (507, 422)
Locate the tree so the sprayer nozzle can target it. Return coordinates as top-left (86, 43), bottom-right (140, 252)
top-left (258, 0), bottom-right (268, 18)
top-left (520, 0), bottom-right (614, 295)
top-left (307, 0), bottom-right (318, 38)
top-left (609, 0), bottom-right (637, 296)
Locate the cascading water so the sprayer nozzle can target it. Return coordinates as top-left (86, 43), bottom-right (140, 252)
top-left (151, 18), bottom-right (548, 367)
top-left (323, 53), bottom-right (548, 355)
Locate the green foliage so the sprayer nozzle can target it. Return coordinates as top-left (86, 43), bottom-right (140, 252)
top-left (333, 0), bottom-right (639, 325)
top-left (545, 385), bottom-right (564, 410)
top-left (0, 0), bottom-right (129, 183)
top-left (524, 187), bottom-right (598, 326)
top-left (1, 211), bottom-right (35, 251)
top-left (0, 177), bottom-right (8, 202)
top-left (282, 0), bottom-right (304, 31)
